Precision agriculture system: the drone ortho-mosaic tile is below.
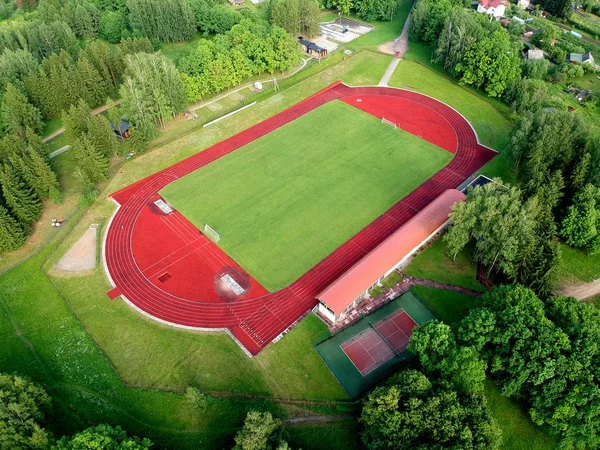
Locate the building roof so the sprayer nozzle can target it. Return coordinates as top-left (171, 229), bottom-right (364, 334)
top-left (298, 39), bottom-right (326, 53)
top-left (479, 0), bottom-right (504, 8)
top-left (316, 189), bottom-right (466, 315)
top-left (110, 119), bottom-right (130, 133)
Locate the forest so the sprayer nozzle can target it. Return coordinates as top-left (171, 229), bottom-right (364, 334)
top-left (0, 0), bottom-right (302, 254)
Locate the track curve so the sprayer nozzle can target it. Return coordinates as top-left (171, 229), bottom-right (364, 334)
top-left (104, 83), bottom-right (496, 355)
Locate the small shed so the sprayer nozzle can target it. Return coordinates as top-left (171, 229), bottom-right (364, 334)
top-left (527, 49), bottom-right (544, 60)
top-left (569, 51), bottom-right (595, 65)
top-left (298, 39), bottom-right (327, 58)
top-left (110, 119), bottom-right (131, 138)
top-left (228, 0), bottom-right (244, 5)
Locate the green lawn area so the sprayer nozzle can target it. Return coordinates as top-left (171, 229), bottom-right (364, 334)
top-left (43, 116), bottom-right (63, 137)
top-left (388, 59), bottom-right (511, 152)
top-left (161, 100), bottom-right (452, 290)
top-left (404, 239), bottom-right (484, 293)
top-left (558, 244), bottom-right (600, 284)
top-left (160, 31), bottom-right (202, 64)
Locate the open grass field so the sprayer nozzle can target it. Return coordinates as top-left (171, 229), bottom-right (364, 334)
top-left (161, 100), bottom-right (452, 290)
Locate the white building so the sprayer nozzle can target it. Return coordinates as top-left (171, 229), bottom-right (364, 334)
top-left (477, 0), bottom-right (506, 19)
top-left (518, 0), bottom-right (530, 8)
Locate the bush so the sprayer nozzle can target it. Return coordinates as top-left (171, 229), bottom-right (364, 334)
top-left (185, 387), bottom-right (208, 414)
top-left (79, 188), bottom-right (98, 208)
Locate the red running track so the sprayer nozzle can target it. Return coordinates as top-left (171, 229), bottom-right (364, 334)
top-left (104, 82), bottom-right (496, 356)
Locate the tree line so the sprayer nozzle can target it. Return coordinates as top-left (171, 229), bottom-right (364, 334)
top-left (459, 285), bottom-right (600, 449)
top-left (361, 319), bottom-right (501, 449)
top-left (411, 0), bottom-right (522, 97)
top-left (178, 18), bottom-right (302, 102)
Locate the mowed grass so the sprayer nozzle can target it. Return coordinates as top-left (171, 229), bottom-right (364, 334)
top-left (161, 100), bottom-right (452, 290)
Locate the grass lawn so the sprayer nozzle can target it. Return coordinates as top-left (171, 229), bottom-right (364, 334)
top-left (161, 100), bottom-right (452, 290)
top-left (404, 239), bottom-right (484, 293)
top-left (557, 244), bottom-right (600, 284)
top-left (160, 31), bottom-right (202, 64)
top-left (388, 59), bottom-right (511, 152)
top-left (43, 116), bottom-right (63, 138)
top-left (285, 419), bottom-right (362, 450)
top-left (484, 379), bottom-right (556, 450)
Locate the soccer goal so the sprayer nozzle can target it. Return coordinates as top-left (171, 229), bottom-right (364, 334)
top-left (381, 117), bottom-right (397, 129)
top-left (204, 224), bottom-right (220, 243)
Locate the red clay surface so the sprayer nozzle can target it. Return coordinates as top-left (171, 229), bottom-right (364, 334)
top-left (341, 309), bottom-right (418, 376)
top-left (341, 95), bottom-right (458, 153)
top-left (132, 195), bottom-right (268, 302)
top-left (104, 82), bottom-right (496, 356)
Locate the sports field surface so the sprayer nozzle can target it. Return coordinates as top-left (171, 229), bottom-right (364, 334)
top-left (160, 100), bottom-right (452, 291)
top-left (315, 290), bottom-right (434, 398)
top-left (105, 82), bottom-right (496, 355)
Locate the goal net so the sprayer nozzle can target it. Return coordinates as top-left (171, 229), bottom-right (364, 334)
top-left (381, 117), bottom-right (397, 129)
top-left (204, 224), bottom-right (220, 243)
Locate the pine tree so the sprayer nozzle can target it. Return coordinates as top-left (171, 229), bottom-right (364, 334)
top-left (77, 56), bottom-right (109, 107)
top-left (0, 82), bottom-right (44, 135)
top-left (72, 134), bottom-right (110, 187)
top-left (86, 114), bottom-right (118, 158)
top-left (0, 165), bottom-right (42, 224)
top-left (560, 184), bottom-right (599, 248)
top-left (0, 204), bottom-right (26, 253)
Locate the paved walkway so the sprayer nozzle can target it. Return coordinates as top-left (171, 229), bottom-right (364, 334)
top-left (378, 58), bottom-right (401, 86)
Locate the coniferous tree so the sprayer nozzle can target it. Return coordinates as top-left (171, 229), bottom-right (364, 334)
top-left (0, 83), bottom-right (44, 135)
top-left (0, 165), bottom-right (42, 224)
top-left (77, 56), bottom-right (110, 107)
top-left (72, 134), bottom-right (110, 187)
top-left (0, 204), bottom-right (26, 253)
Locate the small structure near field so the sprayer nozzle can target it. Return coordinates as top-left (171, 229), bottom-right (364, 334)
top-left (316, 189), bottom-right (466, 324)
top-left (298, 38), bottom-right (327, 58)
top-left (110, 119), bottom-right (131, 138)
top-left (153, 199), bottom-right (173, 214)
top-left (527, 48), bottom-right (544, 60)
top-left (569, 52), bottom-right (595, 65)
top-left (228, 0), bottom-right (244, 5)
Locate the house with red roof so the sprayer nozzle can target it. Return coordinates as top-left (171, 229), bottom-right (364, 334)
top-left (477, 0), bottom-right (506, 19)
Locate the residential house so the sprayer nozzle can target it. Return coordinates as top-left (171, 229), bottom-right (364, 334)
top-left (477, 0), bottom-right (506, 19)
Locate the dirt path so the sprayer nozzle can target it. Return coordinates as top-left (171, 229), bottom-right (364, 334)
top-left (556, 279), bottom-right (600, 300)
top-left (42, 101), bottom-right (121, 143)
top-left (378, 3), bottom-right (412, 57)
top-left (283, 414), bottom-right (355, 424)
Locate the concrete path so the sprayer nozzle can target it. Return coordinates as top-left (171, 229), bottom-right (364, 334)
top-left (557, 279), bottom-right (600, 300)
top-left (378, 58), bottom-right (401, 86)
top-left (378, 2), bottom-right (413, 57)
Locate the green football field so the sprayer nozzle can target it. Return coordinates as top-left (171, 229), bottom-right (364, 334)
top-left (160, 100), bottom-right (452, 291)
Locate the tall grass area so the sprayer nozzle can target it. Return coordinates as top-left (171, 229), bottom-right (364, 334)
top-left (557, 244), bottom-right (600, 284)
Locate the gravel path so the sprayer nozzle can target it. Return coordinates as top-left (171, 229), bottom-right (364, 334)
top-left (378, 4), bottom-right (412, 57)
top-left (54, 224), bottom-right (98, 272)
top-left (557, 279), bottom-right (600, 300)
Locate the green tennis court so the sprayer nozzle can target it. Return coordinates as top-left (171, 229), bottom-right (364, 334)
top-left (315, 290), bottom-right (435, 398)
top-left (160, 100), bottom-right (451, 291)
